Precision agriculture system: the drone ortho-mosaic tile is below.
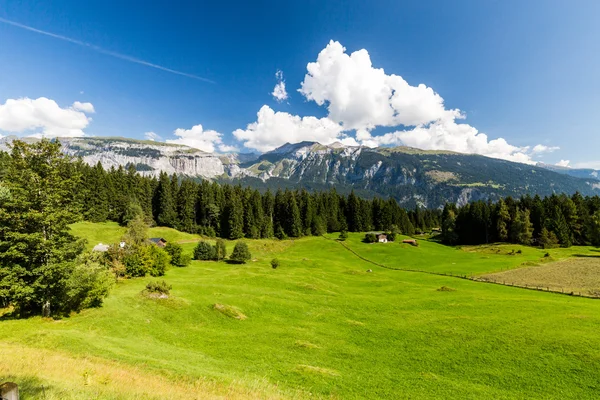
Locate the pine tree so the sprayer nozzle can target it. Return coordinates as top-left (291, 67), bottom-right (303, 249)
top-left (155, 172), bottom-right (178, 227)
top-left (177, 179), bottom-right (197, 233)
top-left (552, 207), bottom-right (572, 247)
top-left (510, 208), bottom-right (533, 245)
top-left (285, 191), bottom-right (303, 237)
top-left (224, 189), bottom-right (244, 239)
top-left (539, 227), bottom-right (559, 249)
top-left (496, 199), bottom-right (510, 242)
top-left (586, 210), bottom-right (600, 246)
top-left (230, 241), bottom-right (251, 264)
top-left (0, 140), bottom-right (86, 316)
top-left (214, 238), bottom-right (227, 261)
top-left (441, 204), bottom-right (458, 244)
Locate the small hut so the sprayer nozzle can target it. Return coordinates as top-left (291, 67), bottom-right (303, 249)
top-left (149, 238), bottom-right (167, 248)
top-left (402, 239), bottom-right (418, 247)
top-left (376, 233), bottom-right (388, 243)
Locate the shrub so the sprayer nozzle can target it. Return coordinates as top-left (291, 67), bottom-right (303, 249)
top-left (146, 245), bottom-right (171, 277)
top-left (194, 241), bottom-right (216, 260)
top-left (230, 241), bottom-right (251, 264)
top-left (165, 242), bottom-right (191, 267)
top-left (64, 259), bottom-right (114, 312)
top-left (339, 230), bottom-right (348, 241)
top-left (271, 258), bottom-right (280, 269)
top-left (214, 239), bottom-right (227, 261)
top-left (364, 233), bottom-right (377, 243)
top-left (386, 232), bottom-right (396, 242)
top-left (145, 280), bottom-right (172, 295)
top-left (123, 247), bottom-right (152, 277)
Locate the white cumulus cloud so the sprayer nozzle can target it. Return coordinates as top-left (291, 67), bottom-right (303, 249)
top-left (72, 101), bottom-right (95, 113)
top-left (532, 144), bottom-right (560, 154)
top-left (556, 160), bottom-right (571, 167)
top-left (0, 97), bottom-right (93, 137)
top-left (144, 131), bottom-right (161, 141)
top-left (356, 116), bottom-right (535, 164)
top-left (166, 124), bottom-right (233, 153)
top-left (293, 40), bottom-right (558, 164)
top-left (272, 70), bottom-right (288, 102)
top-left (299, 40), bottom-right (455, 131)
top-left (233, 105), bottom-right (350, 152)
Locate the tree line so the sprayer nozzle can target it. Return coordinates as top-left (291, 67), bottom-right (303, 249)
top-left (76, 161), bottom-right (441, 238)
top-left (441, 194), bottom-right (600, 247)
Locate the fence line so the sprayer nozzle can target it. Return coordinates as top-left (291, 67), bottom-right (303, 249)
top-left (324, 236), bottom-right (599, 300)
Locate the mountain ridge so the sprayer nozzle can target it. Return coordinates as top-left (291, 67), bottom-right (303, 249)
top-left (1, 135), bottom-right (598, 207)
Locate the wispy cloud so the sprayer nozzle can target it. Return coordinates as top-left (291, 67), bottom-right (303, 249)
top-left (0, 17), bottom-right (215, 84)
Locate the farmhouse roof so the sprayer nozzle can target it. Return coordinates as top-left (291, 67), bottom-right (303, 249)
top-left (92, 243), bottom-right (109, 252)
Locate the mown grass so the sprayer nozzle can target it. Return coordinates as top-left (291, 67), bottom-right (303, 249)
top-left (481, 257), bottom-right (600, 295)
top-left (1, 226), bottom-right (600, 398)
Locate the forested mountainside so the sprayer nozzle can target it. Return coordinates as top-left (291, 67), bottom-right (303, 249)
top-left (0, 136), bottom-right (598, 208)
top-left (230, 142), bottom-right (600, 208)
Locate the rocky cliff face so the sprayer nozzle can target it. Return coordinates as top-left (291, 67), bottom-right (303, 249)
top-left (61, 137), bottom-right (226, 178)
top-left (1, 136), bottom-right (598, 208)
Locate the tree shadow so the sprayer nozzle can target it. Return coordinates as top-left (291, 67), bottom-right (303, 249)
top-left (1, 375), bottom-right (53, 398)
top-left (572, 254), bottom-right (600, 258)
top-left (224, 260), bottom-right (246, 265)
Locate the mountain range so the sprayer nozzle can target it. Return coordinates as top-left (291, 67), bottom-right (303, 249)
top-left (1, 135), bottom-right (598, 208)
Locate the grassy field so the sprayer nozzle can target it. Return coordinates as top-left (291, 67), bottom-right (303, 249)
top-left (1, 225), bottom-right (600, 399)
top-left (481, 256), bottom-right (600, 295)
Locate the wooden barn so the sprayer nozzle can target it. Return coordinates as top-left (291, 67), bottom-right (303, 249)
top-left (149, 237), bottom-right (167, 248)
top-left (402, 239), bottom-right (418, 247)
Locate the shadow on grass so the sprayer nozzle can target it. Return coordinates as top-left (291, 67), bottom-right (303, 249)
top-left (1, 375), bottom-right (53, 398)
top-left (224, 260), bottom-right (247, 265)
top-left (572, 254), bottom-right (600, 258)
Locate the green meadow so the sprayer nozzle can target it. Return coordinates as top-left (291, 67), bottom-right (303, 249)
top-left (1, 223), bottom-right (600, 399)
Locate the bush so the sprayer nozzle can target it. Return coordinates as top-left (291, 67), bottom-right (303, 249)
top-left (123, 247), bottom-right (152, 277)
top-left (271, 258), bottom-right (280, 269)
top-left (145, 280), bottom-right (172, 295)
top-left (230, 241), bottom-right (251, 264)
top-left (64, 259), bottom-right (114, 312)
top-left (146, 245), bottom-right (171, 276)
top-left (364, 233), bottom-right (377, 243)
top-left (165, 242), bottom-right (191, 267)
top-left (214, 239), bottom-right (227, 261)
top-left (386, 232), bottom-right (396, 242)
top-left (194, 241), bottom-right (216, 260)
top-left (339, 230), bottom-right (348, 241)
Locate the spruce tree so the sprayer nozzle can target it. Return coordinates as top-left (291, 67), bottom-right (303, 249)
top-left (156, 172), bottom-right (178, 227)
top-left (177, 179), bottom-right (197, 233)
top-left (230, 241), bottom-right (251, 263)
top-left (0, 140), bottom-right (85, 316)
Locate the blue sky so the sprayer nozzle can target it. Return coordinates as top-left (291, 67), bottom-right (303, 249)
top-left (0, 0), bottom-right (598, 167)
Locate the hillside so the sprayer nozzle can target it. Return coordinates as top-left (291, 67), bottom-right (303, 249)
top-left (2, 223), bottom-right (599, 399)
top-left (538, 162), bottom-right (600, 182)
top-left (232, 142), bottom-right (600, 207)
top-left (1, 136), bottom-right (599, 207)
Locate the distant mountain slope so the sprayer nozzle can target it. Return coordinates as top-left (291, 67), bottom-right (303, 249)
top-left (537, 163), bottom-right (600, 182)
top-left (1, 136), bottom-right (597, 207)
top-left (229, 141), bottom-right (600, 207)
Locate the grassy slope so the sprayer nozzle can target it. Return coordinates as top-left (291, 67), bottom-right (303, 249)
top-left (332, 233), bottom-right (600, 276)
top-left (71, 221), bottom-right (203, 250)
top-left (1, 228), bottom-right (600, 399)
